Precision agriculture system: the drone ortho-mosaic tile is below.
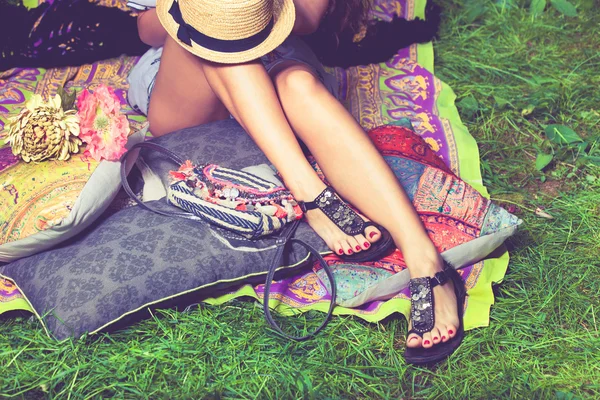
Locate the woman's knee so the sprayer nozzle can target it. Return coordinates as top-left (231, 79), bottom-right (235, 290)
top-left (147, 104), bottom-right (174, 137)
top-left (273, 65), bottom-right (322, 97)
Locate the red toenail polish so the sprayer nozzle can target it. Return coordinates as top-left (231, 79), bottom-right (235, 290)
top-left (442, 336), bottom-right (446, 340)
top-left (338, 249), bottom-right (344, 255)
top-left (348, 249), bottom-right (353, 254)
top-left (369, 232), bottom-right (377, 238)
top-left (424, 340), bottom-right (430, 345)
top-left (364, 242), bottom-right (370, 248)
top-left (448, 330), bottom-right (454, 335)
top-left (434, 337), bottom-right (439, 341)
top-left (355, 245), bottom-right (361, 251)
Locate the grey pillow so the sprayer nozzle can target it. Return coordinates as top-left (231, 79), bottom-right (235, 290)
top-left (0, 119), bottom-right (327, 340)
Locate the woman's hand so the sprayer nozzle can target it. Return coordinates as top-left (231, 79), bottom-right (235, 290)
top-left (292, 0), bottom-right (330, 35)
top-left (137, 8), bottom-right (168, 47)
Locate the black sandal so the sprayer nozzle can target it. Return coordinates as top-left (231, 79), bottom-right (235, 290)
top-left (298, 187), bottom-right (395, 262)
top-left (404, 262), bottom-right (467, 365)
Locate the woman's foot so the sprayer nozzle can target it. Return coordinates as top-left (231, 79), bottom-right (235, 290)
top-left (297, 183), bottom-right (383, 256)
top-left (404, 252), bottom-right (460, 349)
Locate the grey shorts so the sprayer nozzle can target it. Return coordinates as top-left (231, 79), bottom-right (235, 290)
top-left (127, 35), bottom-right (339, 116)
top-left (259, 35), bottom-right (339, 98)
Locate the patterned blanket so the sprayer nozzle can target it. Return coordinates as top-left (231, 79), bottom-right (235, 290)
top-left (0, 0), bottom-right (508, 332)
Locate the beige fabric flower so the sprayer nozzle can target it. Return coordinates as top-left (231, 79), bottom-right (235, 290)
top-left (5, 94), bottom-right (81, 163)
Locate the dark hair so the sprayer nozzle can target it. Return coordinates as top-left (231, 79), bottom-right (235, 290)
top-left (305, 0), bottom-right (441, 68)
top-left (322, 0), bottom-right (373, 40)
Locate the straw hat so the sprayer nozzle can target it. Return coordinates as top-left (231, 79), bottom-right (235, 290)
top-left (157, 0), bottom-right (296, 64)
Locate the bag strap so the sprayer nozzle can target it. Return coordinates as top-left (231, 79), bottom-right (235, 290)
top-left (119, 141), bottom-right (204, 222)
top-left (122, 143), bottom-right (337, 339)
top-left (263, 221), bottom-right (337, 341)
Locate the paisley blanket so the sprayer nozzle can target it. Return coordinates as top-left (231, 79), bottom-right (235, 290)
top-left (0, 0), bottom-right (507, 332)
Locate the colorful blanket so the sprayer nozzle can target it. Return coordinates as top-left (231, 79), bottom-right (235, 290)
top-left (0, 0), bottom-right (508, 332)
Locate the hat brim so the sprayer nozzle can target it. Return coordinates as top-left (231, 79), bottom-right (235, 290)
top-left (157, 0), bottom-right (295, 64)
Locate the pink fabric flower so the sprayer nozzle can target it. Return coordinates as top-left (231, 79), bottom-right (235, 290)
top-left (76, 84), bottom-right (130, 162)
top-left (169, 160), bottom-right (196, 181)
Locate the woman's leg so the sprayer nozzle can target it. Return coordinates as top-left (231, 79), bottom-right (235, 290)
top-left (154, 40), bottom-right (456, 350)
top-left (197, 59), bottom-right (382, 256)
top-left (147, 36), bottom-right (230, 137)
top-left (270, 62), bottom-right (458, 350)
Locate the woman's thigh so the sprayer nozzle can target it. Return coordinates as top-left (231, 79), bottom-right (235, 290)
top-left (147, 36), bottom-right (229, 137)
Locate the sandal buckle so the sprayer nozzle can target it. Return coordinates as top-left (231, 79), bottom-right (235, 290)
top-left (432, 271), bottom-right (448, 287)
top-left (298, 201), bottom-right (307, 213)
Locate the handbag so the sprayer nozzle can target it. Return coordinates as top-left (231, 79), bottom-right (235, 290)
top-left (168, 162), bottom-right (301, 240)
top-left (120, 141), bottom-right (336, 340)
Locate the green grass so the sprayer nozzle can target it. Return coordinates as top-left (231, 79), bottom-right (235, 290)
top-left (2, 0), bottom-right (600, 398)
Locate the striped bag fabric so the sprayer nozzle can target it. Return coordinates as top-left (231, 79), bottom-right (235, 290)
top-left (121, 142), bottom-right (302, 239)
top-left (168, 163), bottom-right (303, 239)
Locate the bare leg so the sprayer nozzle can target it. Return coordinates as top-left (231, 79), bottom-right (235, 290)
top-left (148, 37), bottom-right (230, 137)
top-left (271, 62), bottom-right (458, 350)
top-left (151, 41), bottom-right (457, 350)
top-left (198, 59), bottom-right (382, 256)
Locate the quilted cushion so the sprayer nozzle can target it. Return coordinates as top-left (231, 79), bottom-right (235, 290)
top-left (311, 125), bottom-right (521, 307)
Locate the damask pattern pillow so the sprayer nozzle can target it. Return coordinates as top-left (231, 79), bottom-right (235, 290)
top-left (0, 119), bottom-right (329, 339)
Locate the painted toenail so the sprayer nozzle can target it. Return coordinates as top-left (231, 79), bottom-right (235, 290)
top-left (442, 336), bottom-right (446, 340)
top-left (338, 249), bottom-right (343, 255)
top-left (364, 242), bottom-right (370, 248)
top-left (424, 340), bottom-right (430, 345)
top-left (448, 330), bottom-right (454, 335)
top-left (355, 246), bottom-right (361, 251)
top-left (369, 231), bottom-right (377, 238)
top-left (434, 337), bottom-right (439, 341)
top-left (348, 249), bottom-right (353, 254)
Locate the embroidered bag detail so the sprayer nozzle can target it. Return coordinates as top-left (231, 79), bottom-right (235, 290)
top-left (166, 161), bottom-right (302, 239)
top-left (166, 161), bottom-right (302, 240)
top-left (120, 141), bottom-right (336, 341)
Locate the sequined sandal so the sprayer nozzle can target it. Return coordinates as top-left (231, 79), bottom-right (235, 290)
top-left (298, 187), bottom-right (395, 262)
top-left (404, 262), bottom-right (466, 365)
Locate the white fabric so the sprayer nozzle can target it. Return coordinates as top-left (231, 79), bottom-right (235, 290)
top-left (241, 164), bottom-right (283, 186)
top-left (126, 0), bottom-right (156, 10)
top-left (127, 47), bottom-right (163, 116)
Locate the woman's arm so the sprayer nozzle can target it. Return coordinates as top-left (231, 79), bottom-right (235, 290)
top-left (137, 8), bottom-right (168, 47)
top-left (292, 0), bottom-right (330, 35)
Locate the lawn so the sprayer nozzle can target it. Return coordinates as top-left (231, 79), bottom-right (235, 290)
top-left (2, 0), bottom-right (600, 398)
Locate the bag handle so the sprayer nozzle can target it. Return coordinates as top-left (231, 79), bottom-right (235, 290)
top-left (122, 142), bottom-right (337, 340)
top-left (119, 142), bottom-right (204, 222)
top-left (263, 221), bottom-right (337, 341)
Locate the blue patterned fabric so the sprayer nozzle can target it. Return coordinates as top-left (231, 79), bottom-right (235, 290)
top-left (383, 156), bottom-right (426, 202)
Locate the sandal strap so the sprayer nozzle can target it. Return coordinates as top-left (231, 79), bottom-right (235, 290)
top-left (407, 328), bottom-right (424, 339)
top-left (430, 270), bottom-right (449, 288)
top-left (409, 270), bottom-right (449, 334)
top-left (298, 187), bottom-right (365, 236)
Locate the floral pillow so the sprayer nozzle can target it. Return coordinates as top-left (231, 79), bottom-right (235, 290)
top-left (0, 86), bottom-right (144, 262)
